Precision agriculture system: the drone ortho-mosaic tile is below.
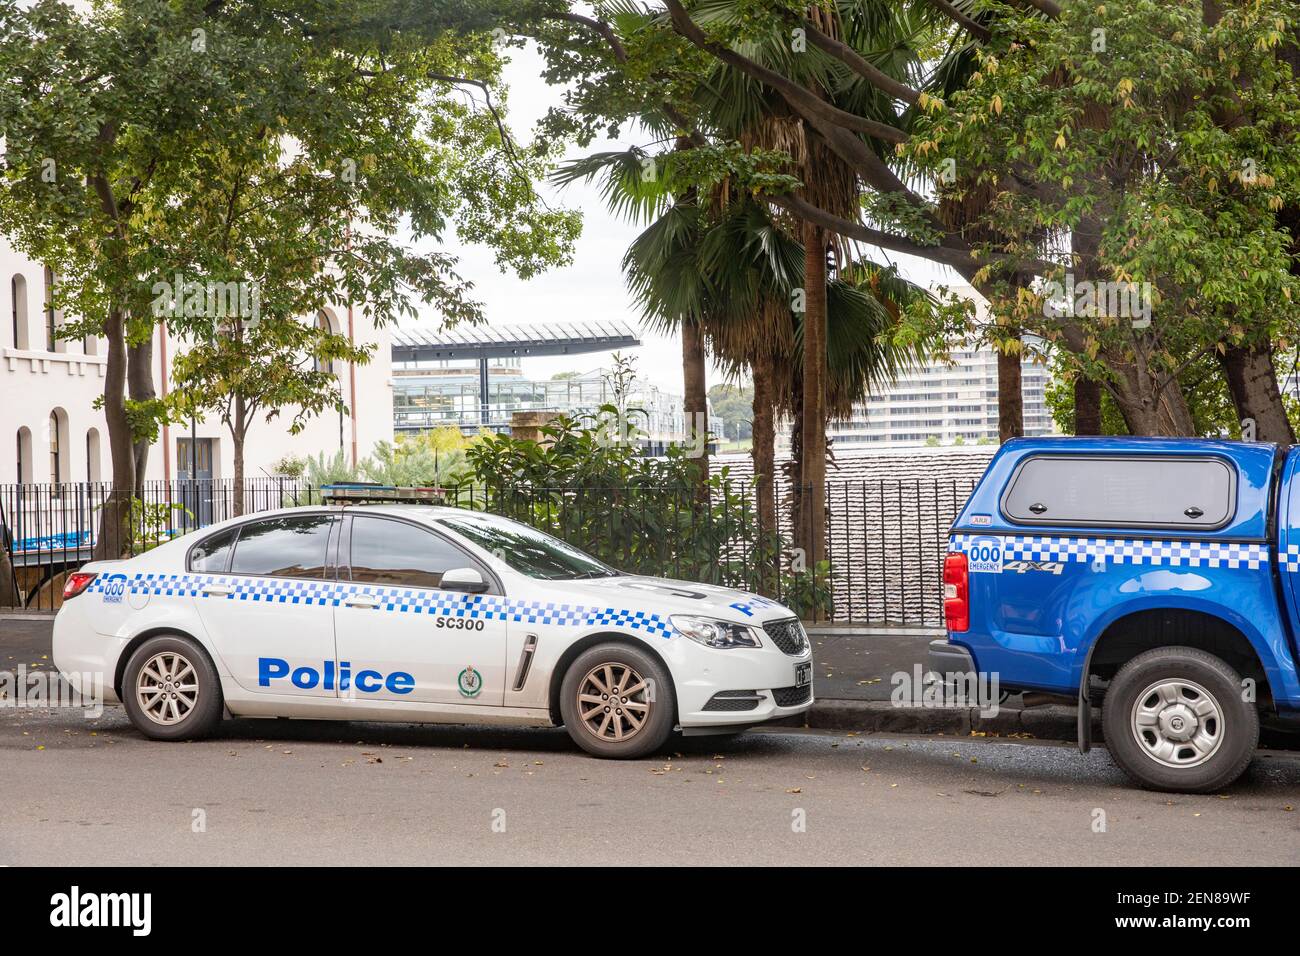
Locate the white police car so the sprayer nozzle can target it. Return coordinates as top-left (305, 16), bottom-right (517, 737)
top-left (53, 506), bottom-right (814, 758)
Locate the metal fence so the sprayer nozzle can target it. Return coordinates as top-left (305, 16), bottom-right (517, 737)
top-left (1, 477), bottom-right (976, 624)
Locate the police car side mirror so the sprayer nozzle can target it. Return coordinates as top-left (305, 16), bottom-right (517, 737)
top-left (441, 567), bottom-right (488, 593)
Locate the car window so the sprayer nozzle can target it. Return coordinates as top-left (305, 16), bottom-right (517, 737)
top-left (189, 527), bottom-right (237, 573)
top-left (228, 514), bottom-right (334, 578)
top-left (1001, 456), bottom-right (1236, 528)
top-left (348, 517), bottom-right (476, 589)
top-left (437, 515), bottom-right (616, 580)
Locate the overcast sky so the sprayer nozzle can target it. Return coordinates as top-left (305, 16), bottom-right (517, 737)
top-left (403, 43), bottom-right (959, 395)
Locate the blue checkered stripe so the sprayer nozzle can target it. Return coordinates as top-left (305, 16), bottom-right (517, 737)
top-left (951, 534), bottom-right (1270, 569)
top-left (91, 573), bottom-right (673, 638)
top-left (1282, 544), bottom-right (1300, 572)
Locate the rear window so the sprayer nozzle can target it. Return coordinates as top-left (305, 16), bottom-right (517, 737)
top-left (1001, 455), bottom-right (1236, 529)
top-left (227, 514), bottom-right (334, 578)
top-left (189, 527), bottom-right (237, 573)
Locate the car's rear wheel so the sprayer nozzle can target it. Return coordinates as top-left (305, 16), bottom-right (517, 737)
top-left (1101, 646), bottom-right (1258, 793)
top-left (122, 635), bottom-right (223, 741)
top-left (560, 643), bottom-right (675, 759)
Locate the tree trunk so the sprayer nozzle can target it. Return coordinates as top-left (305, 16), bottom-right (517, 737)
top-left (127, 336), bottom-right (155, 500)
top-left (1220, 341), bottom-right (1295, 443)
top-left (232, 395), bottom-right (247, 518)
top-left (0, 541), bottom-right (17, 608)
top-left (750, 349), bottom-right (777, 592)
top-left (95, 307), bottom-right (136, 559)
top-left (997, 342), bottom-right (1023, 442)
top-left (681, 318), bottom-right (709, 498)
top-left (1108, 352), bottom-right (1196, 436)
top-left (800, 220), bottom-right (828, 583)
top-left (1074, 376), bottom-right (1102, 435)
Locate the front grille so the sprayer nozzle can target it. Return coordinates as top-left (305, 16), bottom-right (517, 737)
top-left (772, 684), bottom-right (812, 707)
top-left (763, 618), bottom-right (809, 656)
top-left (702, 692), bottom-right (761, 712)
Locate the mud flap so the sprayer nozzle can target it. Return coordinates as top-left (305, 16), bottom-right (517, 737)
top-left (1077, 685), bottom-right (1092, 753)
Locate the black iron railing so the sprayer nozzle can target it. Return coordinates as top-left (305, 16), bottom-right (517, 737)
top-left (0, 477), bottom-right (976, 624)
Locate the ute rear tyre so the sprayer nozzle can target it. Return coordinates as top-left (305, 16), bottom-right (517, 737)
top-left (1101, 646), bottom-right (1258, 793)
top-left (560, 643), bottom-right (675, 759)
top-left (121, 635), bottom-right (224, 741)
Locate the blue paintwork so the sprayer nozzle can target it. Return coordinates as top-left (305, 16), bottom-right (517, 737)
top-left (947, 437), bottom-right (1300, 711)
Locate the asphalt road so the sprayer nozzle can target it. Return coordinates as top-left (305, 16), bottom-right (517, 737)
top-left (3, 698), bottom-right (1298, 866)
top-left (4, 614), bottom-right (1299, 866)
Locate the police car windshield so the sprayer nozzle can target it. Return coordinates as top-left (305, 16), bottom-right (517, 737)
top-left (437, 516), bottom-right (618, 581)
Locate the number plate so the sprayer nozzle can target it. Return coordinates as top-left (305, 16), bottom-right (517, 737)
top-left (794, 662), bottom-right (811, 687)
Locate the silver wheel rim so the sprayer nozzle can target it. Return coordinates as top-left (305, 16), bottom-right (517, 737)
top-left (135, 651), bottom-right (199, 726)
top-left (577, 663), bottom-right (651, 743)
top-left (1130, 677), bottom-right (1224, 769)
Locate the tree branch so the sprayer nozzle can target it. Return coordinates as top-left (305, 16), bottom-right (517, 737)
top-left (924, 0), bottom-right (992, 42)
top-left (798, 18), bottom-right (923, 104)
top-left (554, 12), bottom-right (628, 63)
top-left (767, 192), bottom-right (1048, 272)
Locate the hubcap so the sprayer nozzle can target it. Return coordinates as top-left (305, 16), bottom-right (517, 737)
top-left (577, 663), bottom-right (651, 743)
top-left (1130, 677), bottom-right (1224, 769)
top-left (135, 651), bottom-right (198, 726)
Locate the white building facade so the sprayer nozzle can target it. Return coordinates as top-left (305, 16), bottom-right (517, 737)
top-left (0, 240), bottom-right (393, 489)
top-left (824, 286), bottom-right (1055, 450)
top-left (826, 347), bottom-right (1054, 449)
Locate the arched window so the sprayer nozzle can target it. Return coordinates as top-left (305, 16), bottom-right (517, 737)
top-left (47, 408), bottom-right (69, 489)
top-left (10, 274), bottom-right (28, 350)
top-left (86, 428), bottom-right (101, 482)
top-left (43, 265), bottom-right (57, 352)
top-left (313, 310), bottom-right (334, 373)
top-left (15, 427), bottom-right (31, 483)
top-left (49, 412), bottom-right (61, 484)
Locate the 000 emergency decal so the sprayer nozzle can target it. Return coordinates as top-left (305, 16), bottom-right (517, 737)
top-left (965, 536), bottom-right (1003, 574)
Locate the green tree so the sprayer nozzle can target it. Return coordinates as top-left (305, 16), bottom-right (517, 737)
top-left (0, 0), bottom-right (577, 555)
top-left (169, 313), bottom-right (369, 516)
top-left (910, 0), bottom-right (1300, 437)
top-left (518, 1), bottom-right (1300, 441)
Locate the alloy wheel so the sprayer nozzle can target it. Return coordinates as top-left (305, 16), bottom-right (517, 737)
top-left (576, 662), bottom-right (651, 743)
top-left (135, 651), bottom-right (199, 726)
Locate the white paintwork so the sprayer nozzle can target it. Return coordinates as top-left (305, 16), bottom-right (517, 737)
top-left (52, 506), bottom-right (815, 733)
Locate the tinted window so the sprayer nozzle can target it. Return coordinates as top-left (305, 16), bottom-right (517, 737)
top-left (189, 528), bottom-right (236, 572)
top-left (438, 515), bottom-right (615, 580)
top-left (229, 515), bottom-right (334, 578)
top-left (1002, 456), bottom-right (1235, 528)
top-left (348, 517), bottom-right (475, 589)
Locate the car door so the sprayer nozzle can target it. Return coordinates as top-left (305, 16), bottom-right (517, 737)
top-left (188, 512), bottom-right (341, 699)
top-left (333, 514), bottom-right (508, 706)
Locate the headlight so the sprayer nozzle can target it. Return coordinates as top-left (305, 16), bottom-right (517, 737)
top-left (670, 615), bottom-right (762, 649)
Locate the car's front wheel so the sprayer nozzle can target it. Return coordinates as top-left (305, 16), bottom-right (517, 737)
top-left (1101, 646), bottom-right (1258, 793)
top-left (121, 635), bottom-right (223, 741)
top-left (560, 643), bottom-right (675, 759)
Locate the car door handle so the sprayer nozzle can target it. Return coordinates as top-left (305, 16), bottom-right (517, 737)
top-left (344, 594), bottom-right (379, 609)
top-left (202, 584), bottom-right (234, 597)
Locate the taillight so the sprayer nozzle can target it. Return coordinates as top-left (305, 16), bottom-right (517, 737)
top-left (62, 572), bottom-right (97, 600)
top-left (943, 552), bottom-right (969, 632)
